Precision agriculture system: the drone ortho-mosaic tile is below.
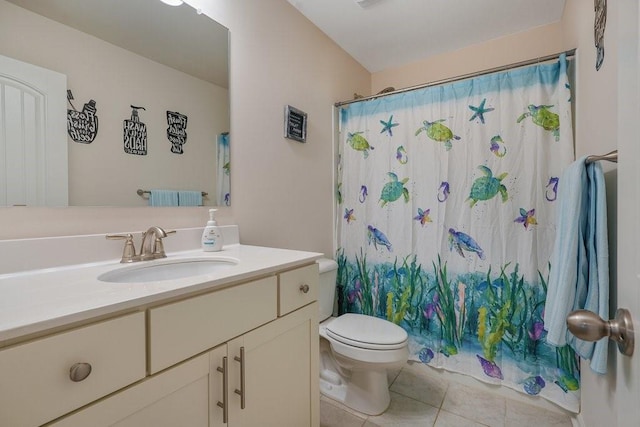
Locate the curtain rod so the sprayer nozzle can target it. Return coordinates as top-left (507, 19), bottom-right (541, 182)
top-left (335, 48), bottom-right (577, 107)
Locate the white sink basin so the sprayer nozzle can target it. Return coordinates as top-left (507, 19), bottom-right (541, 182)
top-left (97, 257), bottom-right (239, 283)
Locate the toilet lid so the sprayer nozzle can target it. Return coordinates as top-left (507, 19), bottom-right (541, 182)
top-left (325, 313), bottom-right (408, 350)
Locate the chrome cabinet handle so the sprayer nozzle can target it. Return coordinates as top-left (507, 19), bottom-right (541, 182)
top-left (69, 362), bottom-right (92, 382)
top-left (299, 284), bottom-right (310, 294)
top-left (216, 356), bottom-right (229, 423)
top-left (234, 347), bottom-right (246, 409)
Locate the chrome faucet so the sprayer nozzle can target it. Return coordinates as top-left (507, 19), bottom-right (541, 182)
top-left (139, 226), bottom-right (175, 260)
top-left (106, 227), bottom-right (175, 263)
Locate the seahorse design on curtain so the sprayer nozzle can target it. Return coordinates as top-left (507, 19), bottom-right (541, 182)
top-left (336, 55), bottom-right (580, 412)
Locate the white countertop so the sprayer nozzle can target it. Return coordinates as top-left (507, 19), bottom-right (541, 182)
top-left (0, 244), bottom-right (322, 345)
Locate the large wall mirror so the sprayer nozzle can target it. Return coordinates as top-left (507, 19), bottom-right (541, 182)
top-left (0, 0), bottom-right (230, 207)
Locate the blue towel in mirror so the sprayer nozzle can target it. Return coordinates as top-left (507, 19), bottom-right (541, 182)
top-left (178, 191), bottom-right (203, 206)
top-left (149, 189), bottom-right (179, 206)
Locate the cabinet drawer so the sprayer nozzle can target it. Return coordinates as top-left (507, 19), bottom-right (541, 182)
top-left (0, 312), bottom-right (146, 427)
top-left (149, 276), bottom-right (278, 373)
top-left (279, 264), bottom-right (318, 316)
top-left (50, 353), bottom-right (211, 427)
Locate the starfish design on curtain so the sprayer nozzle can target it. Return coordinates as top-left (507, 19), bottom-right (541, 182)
top-left (379, 115), bottom-right (399, 136)
top-left (468, 98), bottom-right (494, 124)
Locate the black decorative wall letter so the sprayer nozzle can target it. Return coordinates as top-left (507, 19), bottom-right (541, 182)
top-left (123, 105), bottom-right (148, 155)
top-left (166, 111), bottom-right (188, 154)
top-left (67, 90), bottom-right (98, 143)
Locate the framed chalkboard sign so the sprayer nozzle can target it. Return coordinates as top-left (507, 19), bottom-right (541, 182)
top-left (284, 105), bottom-right (307, 143)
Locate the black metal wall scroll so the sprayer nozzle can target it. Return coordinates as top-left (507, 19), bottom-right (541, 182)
top-left (166, 111), bottom-right (188, 154)
top-left (595, 0), bottom-right (606, 71)
top-left (123, 105), bottom-right (147, 155)
top-left (67, 90), bottom-right (98, 143)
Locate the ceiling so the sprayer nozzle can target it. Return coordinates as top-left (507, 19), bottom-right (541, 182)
top-left (288, 0), bottom-right (566, 73)
top-left (6, 0), bottom-right (229, 88)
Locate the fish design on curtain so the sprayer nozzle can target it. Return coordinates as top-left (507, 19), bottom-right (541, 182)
top-left (336, 55), bottom-right (579, 412)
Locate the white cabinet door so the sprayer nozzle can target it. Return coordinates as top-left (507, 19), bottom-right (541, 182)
top-left (230, 303), bottom-right (319, 427)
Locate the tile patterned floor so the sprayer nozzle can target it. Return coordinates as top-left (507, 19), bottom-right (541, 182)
top-left (320, 362), bottom-right (574, 427)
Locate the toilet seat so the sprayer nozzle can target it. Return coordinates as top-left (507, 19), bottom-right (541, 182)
top-left (325, 313), bottom-right (408, 350)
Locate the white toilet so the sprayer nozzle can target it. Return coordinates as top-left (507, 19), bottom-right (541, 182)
top-left (317, 258), bottom-right (409, 415)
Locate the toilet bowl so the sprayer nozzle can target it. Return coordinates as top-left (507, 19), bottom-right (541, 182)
top-left (317, 258), bottom-right (409, 415)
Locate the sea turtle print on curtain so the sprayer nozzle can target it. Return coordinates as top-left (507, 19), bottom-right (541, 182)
top-left (336, 55), bottom-right (579, 412)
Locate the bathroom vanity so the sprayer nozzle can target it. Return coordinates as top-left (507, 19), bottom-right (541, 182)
top-left (0, 227), bottom-right (321, 426)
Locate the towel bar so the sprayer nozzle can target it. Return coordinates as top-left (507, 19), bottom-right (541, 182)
top-left (585, 150), bottom-right (617, 164)
top-left (137, 189), bottom-right (208, 197)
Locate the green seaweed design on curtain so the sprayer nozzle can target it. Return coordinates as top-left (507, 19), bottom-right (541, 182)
top-left (336, 249), bottom-right (580, 395)
top-left (432, 256), bottom-right (463, 356)
top-left (341, 249), bottom-right (426, 322)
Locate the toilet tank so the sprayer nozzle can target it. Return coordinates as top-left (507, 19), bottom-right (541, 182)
top-left (316, 258), bottom-right (338, 322)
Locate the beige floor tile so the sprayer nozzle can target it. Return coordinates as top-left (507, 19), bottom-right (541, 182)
top-left (320, 398), bottom-right (367, 427)
top-left (441, 382), bottom-right (506, 427)
top-left (320, 362), bottom-right (573, 427)
top-left (321, 395), bottom-right (371, 419)
top-left (435, 409), bottom-right (489, 427)
top-left (387, 366), bottom-right (402, 386)
top-left (390, 362), bottom-right (449, 408)
top-left (505, 399), bottom-right (573, 427)
top-left (364, 392), bottom-right (439, 427)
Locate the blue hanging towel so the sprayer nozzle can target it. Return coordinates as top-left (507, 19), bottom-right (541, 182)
top-left (149, 189), bottom-right (179, 206)
top-left (544, 155), bottom-right (609, 374)
top-left (178, 190), bottom-right (203, 206)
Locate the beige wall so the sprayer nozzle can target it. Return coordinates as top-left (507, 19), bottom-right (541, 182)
top-left (0, 0), bottom-right (228, 207)
top-left (372, 22), bottom-right (564, 93)
top-left (0, 0), bottom-right (370, 256)
top-left (174, 0), bottom-right (371, 256)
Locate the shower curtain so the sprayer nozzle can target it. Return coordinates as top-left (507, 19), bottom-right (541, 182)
top-left (216, 132), bottom-right (230, 206)
top-left (336, 55), bottom-right (579, 412)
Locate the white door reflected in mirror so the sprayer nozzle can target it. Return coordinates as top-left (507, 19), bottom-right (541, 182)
top-left (0, 54), bottom-right (67, 206)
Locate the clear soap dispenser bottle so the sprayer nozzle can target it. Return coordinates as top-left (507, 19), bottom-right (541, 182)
top-left (201, 209), bottom-right (224, 251)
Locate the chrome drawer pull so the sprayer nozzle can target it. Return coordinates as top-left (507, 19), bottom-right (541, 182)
top-left (69, 362), bottom-right (92, 382)
top-left (299, 284), bottom-right (310, 293)
top-left (216, 356), bottom-right (229, 423)
top-left (234, 347), bottom-right (246, 409)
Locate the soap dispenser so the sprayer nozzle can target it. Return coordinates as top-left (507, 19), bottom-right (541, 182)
top-left (201, 208), bottom-right (224, 251)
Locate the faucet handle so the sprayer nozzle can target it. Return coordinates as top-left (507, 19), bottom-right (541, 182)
top-left (152, 230), bottom-right (176, 258)
top-left (106, 233), bottom-right (138, 263)
top-left (140, 228), bottom-right (175, 239)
